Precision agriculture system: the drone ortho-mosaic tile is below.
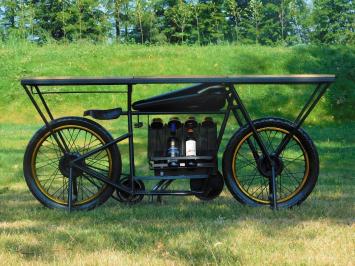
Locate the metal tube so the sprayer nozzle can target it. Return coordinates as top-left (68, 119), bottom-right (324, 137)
top-left (68, 167), bottom-right (73, 212)
top-left (216, 105), bottom-right (231, 149)
top-left (134, 190), bottom-right (204, 196)
top-left (274, 83), bottom-right (330, 157)
top-left (229, 84), bottom-right (272, 163)
top-left (35, 90), bottom-right (127, 95)
top-left (231, 109), bottom-right (260, 161)
top-left (127, 84), bottom-right (135, 193)
top-left (294, 83), bottom-right (330, 128)
top-left (23, 85), bottom-right (67, 154)
top-left (73, 163), bottom-right (132, 193)
top-left (20, 75), bottom-right (336, 87)
top-left (271, 164), bottom-right (277, 210)
top-left (71, 133), bottom-right (130, 163)
top-left (124, 110), bottom-right (227, 115)
top-left (34, 86), bottom-right (70, 152)
top-left (34, 86), bottom-right (55, 120)
top-left (293, 84), bottom-right (322, 124)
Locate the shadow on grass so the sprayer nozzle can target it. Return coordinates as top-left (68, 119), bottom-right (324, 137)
top-left (0, 183), bottom-right (353, 264)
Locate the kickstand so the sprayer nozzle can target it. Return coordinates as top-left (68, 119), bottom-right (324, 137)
top-left (68, 167), bottom-right (73, 212)
top-left (270, 164), bottom-right (278, 210)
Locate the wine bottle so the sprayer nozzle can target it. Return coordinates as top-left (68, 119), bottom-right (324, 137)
top-left (167, 117), bottom-right (181, 167)
top-left (185, 122), bottom-right (197, 167)
top-left (185, 128), bottom-right (196, 156)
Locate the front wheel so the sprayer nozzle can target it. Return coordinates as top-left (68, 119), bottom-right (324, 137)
top-left (23, 117), bottom-right (121, 210)
top-left (222, 117), bottom-right (319, 208)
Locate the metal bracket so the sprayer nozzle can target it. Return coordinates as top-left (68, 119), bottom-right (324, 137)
top-left (134, 115), bottom-right (143, 128)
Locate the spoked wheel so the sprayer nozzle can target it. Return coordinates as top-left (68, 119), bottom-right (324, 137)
top-left (223, 117), bottom-right (319, 208)
top-left (116, 177), bottom-right (145, 204)
top-left (23, 117), bottom-right (121, 210)
top-left (190, 172), bottom-right (224, 201)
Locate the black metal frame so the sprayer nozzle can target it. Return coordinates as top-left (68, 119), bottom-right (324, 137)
top-left (21, 75), bottom-right (335, 210)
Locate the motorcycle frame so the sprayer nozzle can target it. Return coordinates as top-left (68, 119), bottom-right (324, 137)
top-left (21, 75), bottom-right (335, 210)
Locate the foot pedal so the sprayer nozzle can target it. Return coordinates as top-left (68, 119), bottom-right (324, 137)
top-left (134, 122), bottom-right (143, 128)
top-left (134, 115), bottom-right (143, 128)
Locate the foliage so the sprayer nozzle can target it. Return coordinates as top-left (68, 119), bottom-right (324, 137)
top-left (0, 0), bottom-right (353, 45)
top-left (311, 0), bottom-right (354, 45)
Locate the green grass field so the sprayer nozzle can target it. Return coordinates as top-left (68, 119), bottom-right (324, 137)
top-left (0, 44), bottom-right (354, 265)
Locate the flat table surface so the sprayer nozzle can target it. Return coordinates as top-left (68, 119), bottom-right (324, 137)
top-left (21, 74), bottom-right (336, 86)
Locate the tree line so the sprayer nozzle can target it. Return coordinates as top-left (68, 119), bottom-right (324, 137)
top-left (0, 0), bottom-right (353, 45)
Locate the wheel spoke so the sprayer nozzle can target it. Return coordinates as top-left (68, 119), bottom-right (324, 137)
top-left (32, 124), bottom-right (113, 206)
top-left (83, 173), bottom-right (103, 189)
top-left (262, 130), bottom-right (275, 152)
top-left (244, 169), bottom-right (259, 192)
top-left (42, 168), bottom-right (61, 190)
top-left (233, 126), bottom-right (309, 204)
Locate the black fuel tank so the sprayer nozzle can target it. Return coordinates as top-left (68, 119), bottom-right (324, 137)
top-left (132, 84), bottom-right (226, 112)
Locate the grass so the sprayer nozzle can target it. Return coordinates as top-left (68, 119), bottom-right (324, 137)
top-left (0, 43), bottom-right (354, 265)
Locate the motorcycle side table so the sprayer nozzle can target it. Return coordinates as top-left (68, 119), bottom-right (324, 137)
top-left (21, 75), bottom-right (335, 211)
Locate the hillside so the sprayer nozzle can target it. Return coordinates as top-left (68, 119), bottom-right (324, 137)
top-left (0, 43), bottom-right (353, 123)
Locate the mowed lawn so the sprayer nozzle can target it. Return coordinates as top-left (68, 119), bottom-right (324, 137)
top-left (0, 44), bottom-right (354, 265)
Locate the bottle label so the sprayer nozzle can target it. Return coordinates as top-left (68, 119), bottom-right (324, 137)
top-left (186, 140), bottom-right (196, 156)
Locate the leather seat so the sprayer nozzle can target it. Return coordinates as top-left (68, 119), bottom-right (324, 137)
top-left (132, 84), bottom-right (226, 112)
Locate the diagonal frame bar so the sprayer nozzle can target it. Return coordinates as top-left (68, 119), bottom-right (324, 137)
top-left (274, 83), bottom-right (331, 157)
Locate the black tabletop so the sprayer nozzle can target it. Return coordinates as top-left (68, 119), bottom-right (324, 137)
top-left (21, 74), bottom-right (336, 86)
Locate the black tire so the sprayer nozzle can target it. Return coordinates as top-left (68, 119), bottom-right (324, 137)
top-left (222, 117), bottom-right (319, 208)
top-left (23, 116), bottom-right (121, 210)
top-left (190, 172), bottom-right (224, 201)
top-left (116, 177), bottom-right (145, 204)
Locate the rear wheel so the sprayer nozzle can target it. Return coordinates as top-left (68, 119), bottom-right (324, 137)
top-left (23, 117), bottom-right (121, 210)
top-left (222, 117), bottom-right (319, 208)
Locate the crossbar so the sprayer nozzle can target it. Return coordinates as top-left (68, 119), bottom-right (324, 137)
top-left (21, 75), bottom-right (335, 86)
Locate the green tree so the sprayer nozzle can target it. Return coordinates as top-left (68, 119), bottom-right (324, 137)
top-left (0, 0), bottom-right (35, 41)
top-left (190, 0), bottom-right (201, 45)
top-left (113, 0), bottom-right (123, 42)
top-left (287, 0), bottom-right (310, 44)
top-left (247, 0), bottom-right (263, 44)
top-left (225, 0), bottom-right (242, 43)
top-left (134, 0), bottom-right (145, 43)
top-left (166, 0), bottom-right (192, 43)
top-left (195, 2), bottom-right (226, 44)
top-left (312, 0), bottom-right (354, 44)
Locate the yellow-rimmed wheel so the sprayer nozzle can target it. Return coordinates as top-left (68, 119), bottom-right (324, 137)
top-left (23, 117), bottom-right (121, 210)
top-left (222, 117), bottom-right (319, 208)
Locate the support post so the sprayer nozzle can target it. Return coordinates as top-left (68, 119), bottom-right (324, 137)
top-left (270, 164), bottom-right (277, 210)
top-left (23, 85), bottom-right (68, 154)
top-left (68, 167), bottom-right (73, 212)
top-left (229, 84), bottom-right (272, 163)
top-left (127, 84), bottom-right (135, 195)
top-left (274, 83), bottom-right (330, 157)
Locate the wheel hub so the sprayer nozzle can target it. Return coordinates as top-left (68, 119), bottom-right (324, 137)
top-left (59, 153), bottom-right (84, 178)
top-left (257, 154), bottom-right (283, 178)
